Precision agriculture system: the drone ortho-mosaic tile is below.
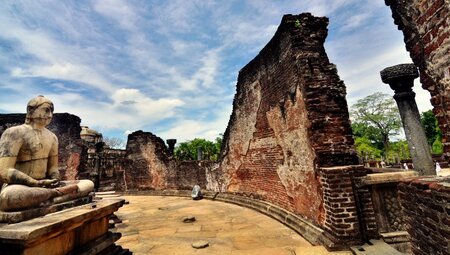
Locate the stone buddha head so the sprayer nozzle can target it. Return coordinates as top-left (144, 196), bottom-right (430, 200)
top-left (25, 95), bottom-right (54, 127)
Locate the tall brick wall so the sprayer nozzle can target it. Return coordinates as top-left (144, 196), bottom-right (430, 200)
top-left (0, 113), bottom-right (83, 180)
top-left (215, 13), bottom-right (358, 229)
top-left (398, 177), bottom-right (450, 255)
top-left (385, 0), bottom-right (450, 159)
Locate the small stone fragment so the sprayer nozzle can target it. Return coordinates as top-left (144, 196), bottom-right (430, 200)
top-left (191, 185), bottom-right (203, 200)
top-left (182, 215), bottom-right (196, 223)
top-left (192, 240), bottom-right (209, 249)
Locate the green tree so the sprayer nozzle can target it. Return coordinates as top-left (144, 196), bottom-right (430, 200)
top-left (386, 140), bottom-right (410, 162)
top-left (351, 92), bottom-right (402, 153)
top-left (351, 122), bottom-right (383, 150)
top-left (354, 136), bottom-right (382, 160)
top-left (420, 110), bottom-right (442, 154)
top-left (174, 137), bottom-right (222, 161)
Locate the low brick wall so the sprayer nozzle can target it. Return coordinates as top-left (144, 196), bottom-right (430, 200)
top-left (398, 176), bottom-right (450, 255)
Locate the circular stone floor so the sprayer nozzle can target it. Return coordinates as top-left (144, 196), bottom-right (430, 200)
top-left (114, 195), bottom-right (351, 255)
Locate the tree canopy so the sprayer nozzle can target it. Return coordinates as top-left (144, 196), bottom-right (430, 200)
top-left (351, 92), bottom-right (443, 163)
top-left (174, 136), bottom-right (222, 161)
top-left (351, 92), bottom-right (402, 152)
top-left (421, 110), bottom-right (443, 154)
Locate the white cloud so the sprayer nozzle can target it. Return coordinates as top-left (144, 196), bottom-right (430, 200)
top-left (93, 0), bottom-right (137, 31)
top-left (11, 63), bottom-right (115, 93)
top-left (302, 0), bottom-right (357, 16)
top-left (158, 104), bottom-right (232, 142)
top-left (341, 13), bottom-right (372, 31)
top-left (0, 10), bottom-right (117, 93)
top-left (110, 88), bottom-right (185, 126)
top-left (0, 0), bottom-right (436, 143)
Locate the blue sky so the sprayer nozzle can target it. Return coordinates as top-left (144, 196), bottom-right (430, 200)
top-left (0, 0), bottom-right (432, 143)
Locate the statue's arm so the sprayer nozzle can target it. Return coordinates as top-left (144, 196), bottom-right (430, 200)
top-left (0, 128), bottom-right (40, 186)
top-left (47, 135), bottom-right (59, 180)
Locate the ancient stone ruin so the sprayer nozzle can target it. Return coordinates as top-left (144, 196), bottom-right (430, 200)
top-left (1, 2), bottom-right (450, 254)
top-left (0, 97), bottom-right (126, 254)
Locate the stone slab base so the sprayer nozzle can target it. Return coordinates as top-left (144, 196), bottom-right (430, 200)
top-left (123, 190), bottom-right (338, 250)
top-left (0, 198), bottom-right (125, 255)
top-left (381, 231), bottom-right (411, 254)
top-left (351, 239), bottom-right (404, 255)
top-left (0, 195), bottom-right (93, 224)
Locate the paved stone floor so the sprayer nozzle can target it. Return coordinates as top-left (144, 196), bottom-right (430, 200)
top-left (114, 195), bottom-right (352, 255)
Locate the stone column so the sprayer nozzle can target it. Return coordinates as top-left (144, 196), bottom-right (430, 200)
top-left (166, 139), bottom-right (177, 155)
top-left (380, 63), bottom-right (435, 175)
top-left (197, 147), bottom-right (203, 160)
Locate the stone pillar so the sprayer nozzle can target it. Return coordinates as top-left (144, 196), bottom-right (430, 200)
top-left (197, 147), bottom-right (203, 160)
top-left (380, 63), bottom-right (435, 175)
top-left (166, 139), bottom-right (177, 155)
top-left (91, 142), bottom-right (105, 191)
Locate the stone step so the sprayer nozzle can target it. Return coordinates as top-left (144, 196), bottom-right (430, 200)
top-left (95, 191), bottom-right (117, 195)
top-left (96, 194), bottom-right (121, 198)
top-left (351, 239), bottom-right (406, 255)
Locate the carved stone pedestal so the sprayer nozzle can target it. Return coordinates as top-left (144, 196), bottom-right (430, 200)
top-left (0, 199), bottom-right (127, 255)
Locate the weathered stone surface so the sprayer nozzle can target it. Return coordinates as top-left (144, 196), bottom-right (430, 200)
top-left (0, 195), bottom-right (92, 224)
top-left (191, 240), bottom-right (209, 249)
top-left (0, 198), bottom-right (125, 255)
top-left (356, 171), bottom-right (418, 187)
top-left (191, 184), bottom-right (203, 200)
top-left (385, 0), bottom-right (450, 160)
top-left (182, 215), bottom-right (196, 223)
top-left (380, 63), bottom-right (419, 86)
top-left (0, 97), bottom-right (94, 215)
top-left (214, 13), bottom-right (358, 230)
top-left (381, 63), bottom-right (435, 175)
top-left (0, 113), bottom-right (84, 181)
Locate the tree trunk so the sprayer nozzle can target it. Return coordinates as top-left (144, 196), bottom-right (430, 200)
top-left (382, 133), bottom-right (390, 156)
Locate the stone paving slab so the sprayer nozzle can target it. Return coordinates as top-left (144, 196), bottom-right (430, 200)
top-left (350, 239), bottom-right (404, 255)
top-left (114, 196), bottom-right (351, 255)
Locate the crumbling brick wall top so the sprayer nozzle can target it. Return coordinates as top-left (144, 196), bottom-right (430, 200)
top-left (222, 13), bottom-right (358, 168)
top-left (216, 13), bottom-right (358, 227)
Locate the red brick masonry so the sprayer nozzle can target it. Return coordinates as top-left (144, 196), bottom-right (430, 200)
top-left (398, 176), bottom-right (450, 255)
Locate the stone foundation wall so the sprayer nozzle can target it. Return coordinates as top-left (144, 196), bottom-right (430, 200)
top-left (0, 113), bottom-right (83, 180)
top-left (215, 13), bottom-right (358, 235)
top-left (385, 0), bottom-right (450, 159)
top-left (398, 176), bottom-right (450, 255)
